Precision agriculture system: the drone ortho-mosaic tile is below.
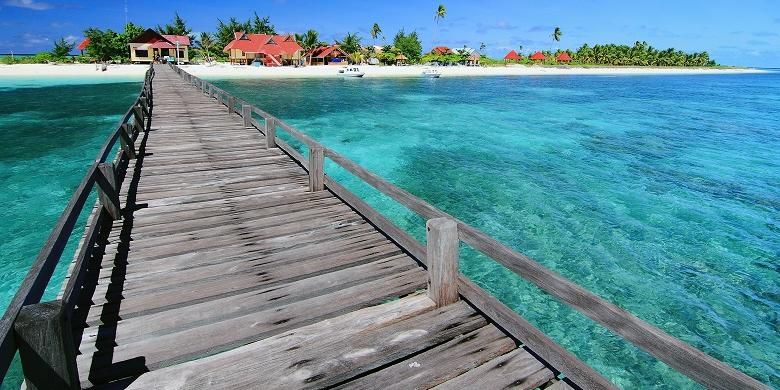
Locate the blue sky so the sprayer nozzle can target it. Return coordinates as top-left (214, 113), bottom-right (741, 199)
top-left (1, 0), bottom-right (778, 67)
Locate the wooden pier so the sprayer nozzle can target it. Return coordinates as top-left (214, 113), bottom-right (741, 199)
top-left (0, 64), bottom-right (770, 389)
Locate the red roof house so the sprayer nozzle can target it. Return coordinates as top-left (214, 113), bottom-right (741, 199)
top-left (503, 50), bottom-right (521, 61)
top-left (224, 32), bottom-right (304, 66)
top-left (305, 45), bottom-right (349, 65)
top-left (530, 51), bottom-right (546, 61)
top-left (556, 52), bottom-right (572, 62)
top-left (431, 46), bottom-right (452, 55)
top-left (129, 29), bottom-right (191, 63)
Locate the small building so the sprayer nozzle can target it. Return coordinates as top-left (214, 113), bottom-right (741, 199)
top-left (224, 32), bottom-right (303, 66)
top-left (431, 46), bottom-right (452, 55)
top-left (306, 45), bottom-right (348, 66)
top-left (556, 52), bottom-right (572, 63)
top-left (395, 53), bottom-right (408, 66)
top-left (503, 50), bottom-right (522, 62)
top-left (129, 29), bottom-right (190, 64)
top-left (466, 53), bottom-right (481, 66)
top-left (530, 51), bottom-right (546, 61)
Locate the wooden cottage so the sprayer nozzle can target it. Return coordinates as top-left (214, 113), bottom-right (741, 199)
top-left (306, 45), bottom-right (349, 66)
top-left (223, 32), bottom-right (303, 66)
top-left (129, 29), bottom-right (190, 64)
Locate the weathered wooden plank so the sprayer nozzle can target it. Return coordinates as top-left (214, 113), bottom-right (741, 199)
top-left (458, 277), bottom-right (616, 389)
top-left (336, 324), bottom-right (515, 389)
top-left (78, 269), bottom-right (426, 386)
top-left (98, 295), bottom-right (438, 389)
top-left (433, 349), bottom-right (556, 390)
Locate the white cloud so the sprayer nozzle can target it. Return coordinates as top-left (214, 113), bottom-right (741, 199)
top-left (21, 33), bottom-right (49, 46)
top-left (4, 0), bottom-right (52, 10)
top-left (64, 35), bottom-right (78, 44)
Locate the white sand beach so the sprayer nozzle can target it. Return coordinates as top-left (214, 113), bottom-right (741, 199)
top-left (0, 63), bottom-right (765, 80)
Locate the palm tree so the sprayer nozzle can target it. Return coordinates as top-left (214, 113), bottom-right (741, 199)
top-left (433, 4), bottom-right (447, 45)
top-left (479, 42), bottom-right (486, 53)
top-left (198, 32), bottom-right (215, 61)
top-left (295, 29), bottom-right (320, 65)
top-left (552, 27), bottom-right (562, 42)
top-left (370, 23), bottom-right (383, 45)
top-left (338, 32), bottom-right (362, 56)
top-left (435, 4), bottom-right (447, 23)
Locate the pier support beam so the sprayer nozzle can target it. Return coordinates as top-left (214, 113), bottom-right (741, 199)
top-left (227, 96), bottom-right (235, 114)
top-left (265, 118), bottom-right (276, 149)
top-left (426, 218), bottom-right (460, 307)
top-left (96, 162), bottom-right (121, 220)
top-left (309, 146), bottom-right (324, 192)
top-left (242, 105), bottom-right (252, 128)
top-left (14, 300), bottom-right (79, 390)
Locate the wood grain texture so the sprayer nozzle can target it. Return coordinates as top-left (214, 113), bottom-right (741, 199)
top-left (426, 218), bottom-right (459, 307)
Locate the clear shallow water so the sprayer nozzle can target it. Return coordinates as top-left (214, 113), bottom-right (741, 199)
top-left (210, 73), bottom-right (780, 388)
top-left (0, 79), bottom-right (141, 388)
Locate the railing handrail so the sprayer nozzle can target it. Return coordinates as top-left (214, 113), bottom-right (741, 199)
top-left (0, 65), bottom-right (155, 381)
top-left (169, 64), bottom-right (769, 389)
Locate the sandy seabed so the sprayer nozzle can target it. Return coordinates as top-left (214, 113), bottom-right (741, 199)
top-left (0, 63), bottom-right (766, 81)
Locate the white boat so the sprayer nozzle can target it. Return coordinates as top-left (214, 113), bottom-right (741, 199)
top-left (422, 68), bottom-right (441, 78)
top-left (339, 66), bottom-right (365, 78)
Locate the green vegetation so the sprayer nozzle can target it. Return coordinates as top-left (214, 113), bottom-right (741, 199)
top-left (390, 30), bottom-right (423, 63)
top-left (157, 12), bottom-right (192, 39)
top-left (572, 41), bottom-right (715, 66)
top-left (83, 22), bottom-right (145, 62)
top-left (51, 38), bottom-right (75, 59)
top-left (337, 32), bottom-right (362, 56)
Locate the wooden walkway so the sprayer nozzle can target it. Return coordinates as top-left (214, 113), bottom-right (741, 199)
top-left (1, 63), bottom-right (769, 390)
top-left (73, 65), bottom-right (565, 389)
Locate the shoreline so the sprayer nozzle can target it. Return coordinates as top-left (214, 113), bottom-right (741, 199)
top-left (0, 63), bottom-right (769, 81)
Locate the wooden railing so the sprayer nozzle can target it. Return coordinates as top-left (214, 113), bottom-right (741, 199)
top-left (0, 65), bottom-right (154, 388)
top-left (171, 64), bottom-right (769, 390)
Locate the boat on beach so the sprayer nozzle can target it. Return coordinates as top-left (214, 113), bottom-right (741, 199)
top-left (338, 66), bottom-right (365, 77)
top-left (422, 67), bottom-right (441, 78)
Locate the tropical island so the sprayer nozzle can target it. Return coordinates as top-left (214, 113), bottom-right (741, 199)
top-left (0, 5), bottom-right (759, 79)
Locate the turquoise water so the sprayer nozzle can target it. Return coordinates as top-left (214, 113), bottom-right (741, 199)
top-left (0, 78), bottom-right (141, 388)
top-left (0, 72), bottom-right (777, 389)
top-left (209, 73), bottom-right (780, 388)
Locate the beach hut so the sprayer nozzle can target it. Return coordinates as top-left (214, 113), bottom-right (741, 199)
top-left (466, 53), bottom-right (481, 66)
top-left (129, 29), bottom-right (190, 64)
top-left (305, 45), bottom-right (348, 66)
top-left (431, 46), bottom-right (452, 55)
top-left (77, 38), bottom-right (89, 55)
top-left (556, 52), bottom-right (572, 63)
top-left (530, 51), bottom-right (546, 61)
top-left (395, 53), bottom-right (408, 66)
top-left (224, 32), bottom-right (303, 66)
top-left (503, 50), bottom-right (521, 62)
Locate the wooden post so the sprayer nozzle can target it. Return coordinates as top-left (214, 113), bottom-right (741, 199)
top-left (308, 146), bottom-right (324, 192)
top-left (139, 97), bottom-right (148, 116)
top-left (96, 162), bottom-right (121, 220)
top-left (265, 118), bottom-right (276, 149)
top-left (227, 96), bottom-right (235, 114)
top-left (426, 218), bottom-right (459, 307)
top-left (242, 105), bottom-right (252, 128)
top-left (14, 300), bottom-right (79, 390)
top-left (209, 85), bottom-right (214, 100)
top-left (119, 124), bottom-right (136, 159)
